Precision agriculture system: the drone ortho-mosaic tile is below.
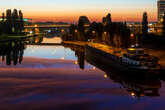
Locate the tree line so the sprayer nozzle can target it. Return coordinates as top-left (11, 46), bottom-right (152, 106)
top-left (0, 9), bottom-right (24, 35)
top-left (62, 14), bottom-right (130, 48)
top-left (141, 11), bottom-right (165, 48)
top-left (62, 12), bottom-right (165, 48)
top-left (142, 11), bottom-right (165, 36)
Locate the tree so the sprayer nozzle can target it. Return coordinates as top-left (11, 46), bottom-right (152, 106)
top-left (78, 16), bottom-right (90, 41)
top-left (89, 22), bottom-right (97, 40)
top-left (103, 13), bottom-right (112, 26)
top-left (106, 13), bottom-right (112, 25)
top-left (2, 13), bottom-right (5, 22)
top-left (6, 9), bottom-right (12, 34)
top-left (19, 10), bottom-right (24, 33)
top-left (12, 9), bottom-right (19, 34)
top-left (142, 12), bottom-right (148, 35)
top-left (0, 9), bottom-right (24, 35)
top-left (69, 24), bottom-right (78, 41)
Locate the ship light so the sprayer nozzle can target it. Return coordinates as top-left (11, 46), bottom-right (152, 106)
top-left (128, 48), bottom-right (135, 51)
top-left (131, 45), bottom-right (135, 48)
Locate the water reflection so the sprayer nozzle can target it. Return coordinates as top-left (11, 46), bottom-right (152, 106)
top-left (86, 48), bottom-right (162, 98)
top-left (63, 44), bottom-right (85, 69)
top-left (0, 37), bottom-right (164, 99)
top-left (75, 50), bottom-right (85, 69)
top-left (28, 36), bottom-right (43, 44)
top-left (64, 44), bottom-right (164, 99)
top-left (0, 41), bottom-right (25, 65)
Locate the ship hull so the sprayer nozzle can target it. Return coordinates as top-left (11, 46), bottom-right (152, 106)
top-left (86, 45), bottom-right (160, 74)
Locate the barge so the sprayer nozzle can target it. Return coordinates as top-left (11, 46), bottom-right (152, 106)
top-left (86, 42), bottom-right (161, 73)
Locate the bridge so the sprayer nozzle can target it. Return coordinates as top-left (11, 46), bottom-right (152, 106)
top-left (24, 24), bottom-right (71, 28)
top-left (24, 24), bottom-right (90, 36)
top-left (24, 24), bottom-right (72, 35)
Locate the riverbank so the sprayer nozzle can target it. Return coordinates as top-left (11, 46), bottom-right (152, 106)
top-left (0, 34), bottom-right (40, 43)
top-left (62, 41), bottom-right (165, 68)
top-left (0, 35), bottom-right (27, 42)
top-left (62, 41), bottom-right (87, 46)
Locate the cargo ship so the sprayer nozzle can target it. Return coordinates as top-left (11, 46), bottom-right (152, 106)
top-left (86, 42), bottom-right (161, 73)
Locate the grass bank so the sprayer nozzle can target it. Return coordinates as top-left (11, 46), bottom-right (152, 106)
top-left (0, 34), bottom-right (27, 42)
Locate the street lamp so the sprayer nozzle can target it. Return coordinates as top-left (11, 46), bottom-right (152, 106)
top-left (92, 30), bottom-right (96, 34)
top-left (75, 29), bottom-right (78, 33)
top-left (130, 33), bottom-right (134, 38)
top-left (61, 29), bottom-right (65, 33)
top-left (104, 32), bottom-right (107, 35)
top-left (34, 24), bottom-right (38, 27)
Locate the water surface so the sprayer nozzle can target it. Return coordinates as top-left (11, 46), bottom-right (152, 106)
top-left (0, 36), bottom-right (165, 110)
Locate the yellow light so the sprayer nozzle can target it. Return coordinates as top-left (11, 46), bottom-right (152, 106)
top-left (130, 33), bottom-right (134, 38)
top-left (104, 32), bottom-right (107, 34)
top-left (131, 92), bottom-right (135, 96)
top-left (75, 29), bottom-right (78, 33)
top-left (104, 74), bottom-right (108, 78)
top-left (75, 61), bottom-right (78, 65)
top-left (128, 48), bottom-right (135, 51)
top-left (34, 24), bottom-right (38, 27)
top-left (161, 18), bottom-right (164, 22)
top-left (61, 29), bottom-right (65, 32)
top-left (92, 31), bottom-right (96, 34)
top-left (92, 67), bottom-right (96, 70)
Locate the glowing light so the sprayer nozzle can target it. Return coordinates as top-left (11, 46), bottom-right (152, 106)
top-left (130, 33), bottom-right (134, 38)
top-left (135, 43), bottom-right (139, 47)
top-left (104, 74), bottom-right (108, 78)
top-left (92, 31), bottom-right (96, 34)
top-left (128, 48), bottom-right (136, 51)
top-left (74, 61), bottom-right (78, 65)
top-left (75, 29), bottom-right (78, 33)
top-left (61, 57), bottom-right (65, 60)
top-left (61, 29), bottom-right (65, 32)
top-left (34, 24), bottom-right (38, 27)
top-left (30, 31), bottom-right (33, 34)
top-left (131, 92), bottom-right (135, 96)
top-left (104, 32), bottom-right (107, 34)
top-left (92, 67), bottom-right (96, 70)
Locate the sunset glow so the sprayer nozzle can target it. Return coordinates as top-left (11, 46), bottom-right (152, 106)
top-left (1, 0), bottom-right (157, 22)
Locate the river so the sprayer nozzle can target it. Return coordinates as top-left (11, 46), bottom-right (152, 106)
top-left (0, 36), bottom-right (165, 110)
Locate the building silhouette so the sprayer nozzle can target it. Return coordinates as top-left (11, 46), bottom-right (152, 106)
top-left (102, 13), bottom-right (112, 26)
top-left (158, 0), bottom-right (165, 22)
top-left (78, 16), bottom-right (90, 25)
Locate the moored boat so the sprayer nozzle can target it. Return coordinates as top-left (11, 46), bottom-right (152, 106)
top-left (86, 42), bottom-right (161, 73)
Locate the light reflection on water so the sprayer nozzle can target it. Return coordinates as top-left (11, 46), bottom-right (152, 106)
top-left (0, 37), bottom-right (165, 110)
top-left (42, 37), bottom-right (62, 43)
top-left (24, 37), bottom-right (77, 60)
top-left (24, 45), bottom-right (77, 60)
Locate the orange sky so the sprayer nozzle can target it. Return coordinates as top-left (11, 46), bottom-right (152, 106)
top-left (2, 0), bottom-right (158, 22)
top-left (24, 10), bottom-right (157, 23)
